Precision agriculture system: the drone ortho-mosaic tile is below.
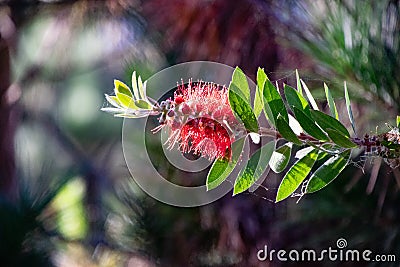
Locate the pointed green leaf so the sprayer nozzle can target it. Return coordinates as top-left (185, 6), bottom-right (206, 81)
top-left (300, 79), bottom-right (319, 110)
top-left (324, 83), bottom-right (339, 120)
top-left (263, 72), bottom-right (288, 125)
top-left (296, 69), bottom-right (303, 96)
top-left (229, 67), bottom-right (250, 102)
top-left (207, 137), bottom-right (246, 191)
top-left (135, 99), bottom-right (153, 109)
top-left (228, 90), bottom-right (259, 133)
top-left (233, 141), bottom-right (275, 195)
top-left (293, 107), bottom-right (329, 141)
top-left (114, 80), bottom-right (133, 98)
top-left (254, 68), bottom-right (267, 118)
top-left (276, 115), bottom-right (302, 145)
top-left (326, 128), bottom-right (357, 148)
top-left (131, 71), bottom-right (140, 100)
top-left (344, 82), bottom-right (356, 135)
top-left (284, 84), bottom-right (310, 116)
top-left (310, 110), bottom-right (350, 137)
top-left (116, 92), bottom-right (138, 109)
top-left (276, 148), bottom-right (319, 202)
top-left (269, 143), bottom-right (292, 173)
top-left (397, 115), bottom-right (400, 128)
top-left (306, 150), bottom-right (351, 193)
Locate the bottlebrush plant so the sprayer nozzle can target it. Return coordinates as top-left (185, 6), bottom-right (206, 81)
top-left (102, 67), bottom-right (400, 202)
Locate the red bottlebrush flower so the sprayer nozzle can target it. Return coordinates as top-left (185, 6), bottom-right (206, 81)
top-left (159, 80), bottom-right (244, 160)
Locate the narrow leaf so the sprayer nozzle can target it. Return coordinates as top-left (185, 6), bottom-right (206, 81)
top-left (135, 99), bottom-right (153, 109)
top-left (263, 73), bottom-right (288, 125)
top-left (306, 150), bottom-right (351, 193)
top-left (207, 137), bottom-right (246, 191)
top-left (254, 68), bottom-right (266, 118)
top-left (229, 67), bottom-right (250, 102)
top-left (344, 82), bottom-right (356, 135)
top-left (293, 107), bottom-right (329, 141)
top-left (116, 93), bottom-right (138, 109)
top-left (276, 148), bottom-right (319, 202)
top-left (284, 84), bottom-right (310, 115)
top-left (131, 71), bottom-right (140, 100)
top-left (233, 141), bottom-right (275, 195)
top-left (228, 90), bottom-right (259, 133)
top-left (326, 128), bottom-right (357, 148)
top-left (310, 110), bottom-right (350, 137)
top-left (288, 114), bottom-right (303, 135)
top-left (397, 115), bottom-right (400, 128)
top-left (296, 69), bottom-right (303, 96)
top-left (114, 80), bottom-right (133, 98)
top-left (300, 79), bottom-right (319, 110)
top-left (269, 143), bottom-right (292, 173)
top-left (276, 115), bottom-right (302, 145)
top-left (324, 83), bottom-right (339, 120)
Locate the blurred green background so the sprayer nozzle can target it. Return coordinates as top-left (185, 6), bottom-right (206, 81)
top-left (0, 0), bottom-right (400, 266)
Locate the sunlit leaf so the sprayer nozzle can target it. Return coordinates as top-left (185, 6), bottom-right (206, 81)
top-left (114, 79), bottom-right (133, 98)
top-left (324, 83), bottom-right (339, 120)
top-left (229, 67), bottom-right (250, 102)
top-left (310, 110), bottom-right (350, 137)
top-left (254, 67), bottom-right (266, 118)
top-left (207, 137), bottom-right (246, 191)
top-left (116, 92), bottom-right (138, 109)
top-left (296, 69), bottom-right (303, 96)
top-left (326, 128), bottom-right (357, 148)
top-left (293, 107), bottom-right (328, 141)
top-left (131, 71), bottom-right (140, 100)
top-left (233, 141), bottom-right (275, 195)
top-left (306, 150), bottom-right (351, 193)
top-left (263, 72), bottom-right (288, 125)
top-left (397, 115), bottom-right (400, 128)
top-left (276, 148), bottom-right (319, 202)
top-left (269, 142), bottom-right (292, 173)
top-left (288, 114), bottom-right (303, 135)
top-left (300, 79), bottom-right (319, 110)
top-left (105, 94), bottom-right (121, 108)
top-left (284, 84), bottom-right (310, 116)
top-left (228, 90), bottom-right (259, 133)
top-left (135, 99), bottom-right (153, 109)
top-left (344, 81), bottom-right (356, 135)
top-left (276, 114), bottom-right (302, 145)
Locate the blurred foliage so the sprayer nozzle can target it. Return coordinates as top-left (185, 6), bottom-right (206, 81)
top-left (275, 0), bottom-right (400, 114)
top-left (1, 0), bottom-right (400, 266)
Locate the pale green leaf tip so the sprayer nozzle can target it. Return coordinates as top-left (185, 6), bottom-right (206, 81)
top-left (396, 115), bottom-right (400, 128)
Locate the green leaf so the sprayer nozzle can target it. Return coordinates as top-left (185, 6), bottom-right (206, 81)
top-left (306, 150), bottom-right (351, 193)
top-left (228, 90), bottom-right (259, 133)
top-left (276, 148), bottom-right (319, 202)
top-left (135, 99), bottom-right (153, 109)
top-left (263, 73), bottom-right (288, 125)
top-left (254, 68), bottom-right (267, 118)
top-left (344, 82), bottom-right (356, 135)
top-left (116, 92), bottom-right (138, 109)
top-left (276, 115), bottom-right (302, 145)
top-left (229, 67), bottom-right (250, 102)
top-left (300, 79), bottom-right (319, 110)
top-left (310, 110), bottom-right (350, 137)
top-left (284, 84), bottom-right (310, 116)
top-left (296, 69), bottom-right (303, 96)
top-left (233, 141), bottom-right (275, 195)
top-left (324, 83), bottom-right (339, 120)
top-left (397, 115), bottom-right (400, 128)
top-left (293, 107), bottom-right (329, 141)
top-left (269, 143), bottom-right (292, 173)
top-left (114, 80), bottom-right (133, 98)
top-left (207, 137), bottom-right (246, 191)
top-left (326, 128), bottom-right (357, 148)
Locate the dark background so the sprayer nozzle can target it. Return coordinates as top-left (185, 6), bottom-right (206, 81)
top-left (0, 0), bottom-right (399, 266)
